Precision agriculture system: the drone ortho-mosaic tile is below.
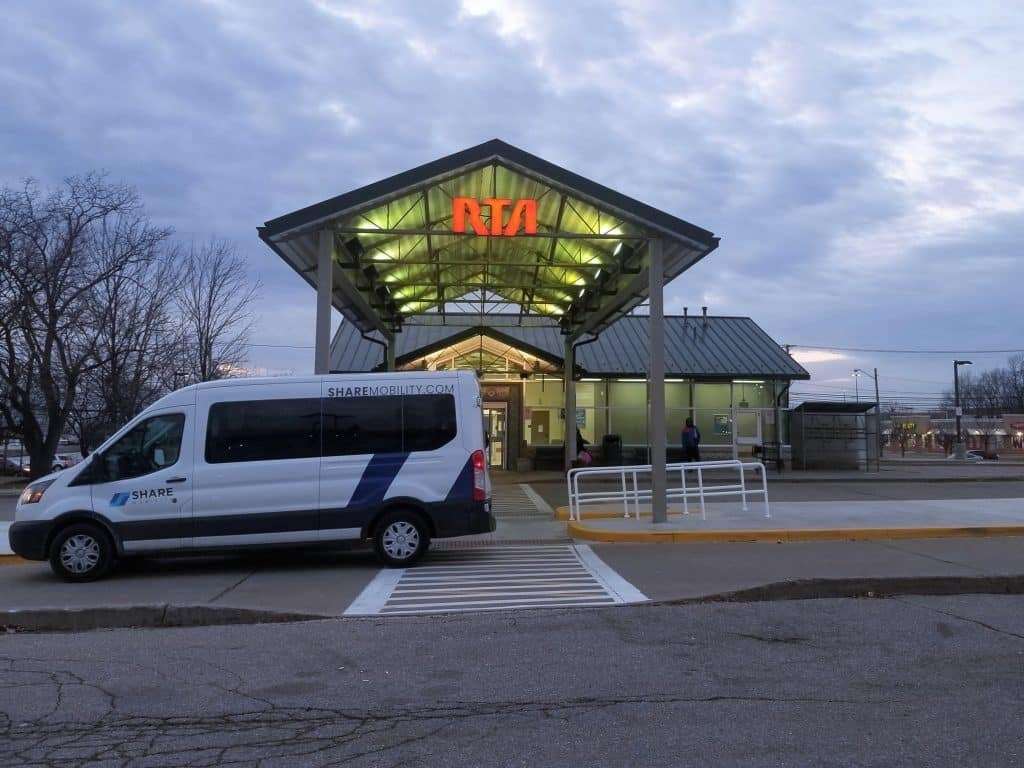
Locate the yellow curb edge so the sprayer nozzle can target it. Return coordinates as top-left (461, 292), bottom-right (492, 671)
top-left (566, 521), bottom-right (1024, 543)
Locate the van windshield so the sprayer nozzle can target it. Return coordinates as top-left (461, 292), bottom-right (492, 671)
top-left (102, 413), bottom-right (185, 482)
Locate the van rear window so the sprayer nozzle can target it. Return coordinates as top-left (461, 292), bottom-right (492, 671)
top-left (323, 396), bottom-right (403, 456)
top-left (403, 394), bottom-right (457, 452)
top-left (323, 393), bottom-right (457, 456)
top-left (206, 398), bottom-right (320, 463)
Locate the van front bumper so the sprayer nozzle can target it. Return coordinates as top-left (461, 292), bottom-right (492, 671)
top-left (8, 520), bottom-right (52, 560)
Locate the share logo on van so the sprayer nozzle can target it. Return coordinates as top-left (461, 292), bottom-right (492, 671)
top-left (110, 488), bottom-right (174, 507)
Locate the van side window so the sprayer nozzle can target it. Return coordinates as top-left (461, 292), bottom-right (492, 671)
top-left (206, 399), bottom-right (320, 464)
top-left (403, 394), bottom-right (457, 452)
top-left (102, 413), bottom-right (185, 482)
top-left (323, 396), bottom-right (402, 456)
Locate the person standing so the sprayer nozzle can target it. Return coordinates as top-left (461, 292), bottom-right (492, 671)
top-left (681, 417), bottom-right (701, 462)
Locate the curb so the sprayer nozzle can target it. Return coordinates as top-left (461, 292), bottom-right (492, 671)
top-left (556, 506), bottom-right (619, 521)
top-left (665, 574), bottom-right (1024, 605)
top-left (567, 520), bottom-right (1024, 543)
top-left (530, 475), bottom-right (1024, 486)
top-left (0, 604), bottom-right (327, 633)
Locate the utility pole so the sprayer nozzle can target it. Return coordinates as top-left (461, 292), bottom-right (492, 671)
top-left (873, 367), bottom-right (880, 468)
top-left (855, 368), bottom-right (881, 469)
top-left (953, 359), bottom-right (972, 459)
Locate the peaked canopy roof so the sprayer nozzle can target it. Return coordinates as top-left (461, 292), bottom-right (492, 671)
top-left (330, 314), bottom-right (810, 380)
top-left (260, 140), bottom-right (719, 341)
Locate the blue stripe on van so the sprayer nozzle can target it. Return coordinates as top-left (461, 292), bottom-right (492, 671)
top-left (444, 455), bottom-right (473, 502)
top-left (350, 453), bottom-right (409, 507)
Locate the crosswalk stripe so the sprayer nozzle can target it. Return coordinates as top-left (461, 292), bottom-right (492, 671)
top-left (379, 602), bottom-right (619, 616)
top-left (344, 544), bottom-right (647, 616)
top-left (489, 483), bottom-right (552, 520)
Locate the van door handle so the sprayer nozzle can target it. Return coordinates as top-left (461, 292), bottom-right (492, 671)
top-left (166, 477), bottom-right (187, 484)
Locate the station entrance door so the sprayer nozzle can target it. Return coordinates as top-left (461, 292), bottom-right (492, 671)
top-left (483, 403), bottom-right (508, 469)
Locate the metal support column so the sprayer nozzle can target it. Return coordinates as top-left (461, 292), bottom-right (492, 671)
top-left (315, 229), bottom-right (334, 375)
top-left (730, 382), bottom-right (739, 460)
top-left (648, 239), bottom-right (667, 524)
top-left (564, 339), bottom-right (576, 471)
top-left (385, 342), bottom-right (396, 371)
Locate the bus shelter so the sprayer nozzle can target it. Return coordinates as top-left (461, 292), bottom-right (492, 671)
top-left (259, 139), bottom-right (720, 522)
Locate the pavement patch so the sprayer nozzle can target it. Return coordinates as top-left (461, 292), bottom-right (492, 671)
top-left (0, 603), bottom-right (325, 633)
top-left (669, 574), bottom-right (1024, 605)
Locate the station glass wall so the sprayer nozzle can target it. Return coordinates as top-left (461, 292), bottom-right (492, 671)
top-left (522, 378), bottom-right (787, 449)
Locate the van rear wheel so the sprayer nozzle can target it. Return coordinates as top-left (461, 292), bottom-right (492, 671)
top-left (373, 511), bottom-right (429, 567)
top-left (49, 523), bottom-right (115, 582)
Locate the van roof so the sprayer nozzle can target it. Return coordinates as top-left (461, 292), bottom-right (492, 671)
top-left (191, 370), bottom-right (473, 390)
top-left (141, 370), bottom-right (476, 415)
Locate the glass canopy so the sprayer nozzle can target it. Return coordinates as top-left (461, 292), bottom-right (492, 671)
top-left (260, 139), bottom-right (719, 341)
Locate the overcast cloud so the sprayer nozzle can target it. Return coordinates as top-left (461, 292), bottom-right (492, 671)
top-left (1, 0), bottom-right (1021, 402)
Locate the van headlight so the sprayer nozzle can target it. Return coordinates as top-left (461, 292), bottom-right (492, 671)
top-left (19, 479), bottom-right (54, 505)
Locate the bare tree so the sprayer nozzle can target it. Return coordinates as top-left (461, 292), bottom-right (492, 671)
top-left (942, 356), bottom-right (1024, 416)
top-left (71, 242), bottom-right (185, 455)
top-left (175, 239), bottom-right (260, 383)
top-left (885, 404), bottom-right (917, 458)
top-left (0, 175), bottom-right (171, 478)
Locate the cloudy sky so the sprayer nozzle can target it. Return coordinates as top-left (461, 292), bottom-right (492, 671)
top-left (2, 0), bottom-right (1021, 404)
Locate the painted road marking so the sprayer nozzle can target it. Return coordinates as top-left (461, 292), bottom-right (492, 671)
top-left (0, 523), bottom-right (12, 556)
top-left (344, 544), bottom-right (647, 616)
top-left (490, 484), bottom-right (551, 519)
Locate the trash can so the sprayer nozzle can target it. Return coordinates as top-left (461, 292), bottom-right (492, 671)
top-left (601, 434), bottom-right (622, 466)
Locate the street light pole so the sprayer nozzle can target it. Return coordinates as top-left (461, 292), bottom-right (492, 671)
top-left (953, 359), bottom-right (972, 459)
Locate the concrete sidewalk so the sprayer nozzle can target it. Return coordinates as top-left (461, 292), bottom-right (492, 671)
top-left (0, 548), bottom-right (383, 617)
top-left (3, 534), bottom-right (1024, 626)
top-left (592, 537), bottom-right (1024, 602)
top-left (565, 497), bottom-right (1024, 542)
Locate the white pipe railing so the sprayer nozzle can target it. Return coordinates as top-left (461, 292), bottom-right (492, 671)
top-left (566, 459), bottom-right (770, 522)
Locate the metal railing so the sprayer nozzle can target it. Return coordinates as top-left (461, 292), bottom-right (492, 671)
top-left (566, 459), bottom-right (770, 522)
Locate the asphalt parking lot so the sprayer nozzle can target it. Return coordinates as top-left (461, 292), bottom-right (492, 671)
top-left (3, 594), bottom-right (1023, 766)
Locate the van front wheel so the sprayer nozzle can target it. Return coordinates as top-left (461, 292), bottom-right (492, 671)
top-left (49, 523), bottom-right (115, 582)
top-left (373, 511), bottom-right (429, 567)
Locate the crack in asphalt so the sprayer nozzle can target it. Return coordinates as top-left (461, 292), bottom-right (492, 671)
top-left (729, 632), bottom-right (813, 645)
top-left (0, 657), bottom-right (886, 768)
top-left (893, 596), bottom-right (1024, 642)
top-left (207, 568), bottom-right (259, 605)
top-left (873, 541), bottom-right (984, 573)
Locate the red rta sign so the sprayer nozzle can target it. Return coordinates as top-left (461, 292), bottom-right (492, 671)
top-left (452, 197), bottom-right (538, 236)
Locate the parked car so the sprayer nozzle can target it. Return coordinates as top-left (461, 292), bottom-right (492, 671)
top-left (968, 449), bottom-right (998, 461)
top-left (51, 454), bottom-right (82, 472)
top-left (947, 450), bottom-right (998, 462)
top-left (10, 371), bottom-right (494, 581)
top-left (0, 457), bottom-right (30, 476)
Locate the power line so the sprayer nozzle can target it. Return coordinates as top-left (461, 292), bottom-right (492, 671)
top-left (789, 344), bottom-right (1024, 355)
top-left (245, 343), bottom-right (315, 349)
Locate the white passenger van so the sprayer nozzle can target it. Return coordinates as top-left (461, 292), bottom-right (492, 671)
top-left (10, 371), bottom-right (494, 581)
